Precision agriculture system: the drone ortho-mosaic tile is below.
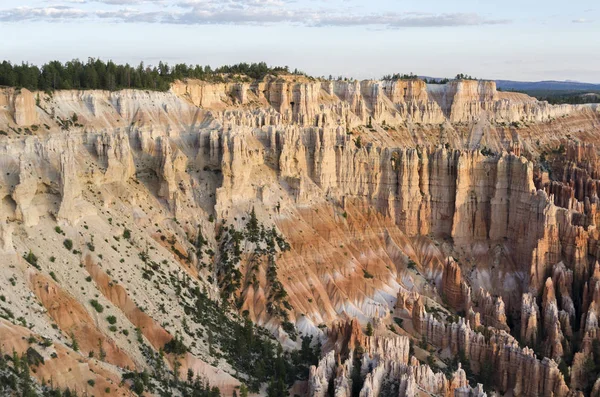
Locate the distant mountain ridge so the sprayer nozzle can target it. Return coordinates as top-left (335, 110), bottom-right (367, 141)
top-left (418, 76), bottom-right (600, 92)
top-left (494, 79), bottom-right (600, 92)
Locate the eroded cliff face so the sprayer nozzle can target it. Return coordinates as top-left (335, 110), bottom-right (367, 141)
top-left (167, 77), bottom-right (590, 129)
top-left (1, 77), bottom-right (600, 396)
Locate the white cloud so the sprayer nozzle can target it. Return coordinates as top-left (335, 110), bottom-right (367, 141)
top-left (0, 2), bottom-right (510, 28)
top-left (572, 18), bottom-right (592, 23)
top-left (0, 6), bottom-right (87, 21)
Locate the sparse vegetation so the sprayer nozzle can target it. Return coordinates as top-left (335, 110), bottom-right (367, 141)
top-left (354, 136), bottom-right (362, 149)
top-left (366, 322), bottom-right (373, 336)
top-left (163, 334), bottom-right (188, 355)
top-left (480, 146), bottom-right (496, 156)
top-left (89, 299), bottom-right (104, 313)
top-left (71, 332), bottom-right (79, 351)
top-left (22, 251), bottom-right (40, 270)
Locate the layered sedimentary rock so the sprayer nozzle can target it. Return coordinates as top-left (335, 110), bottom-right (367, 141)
top-left (1, 76), bottom-right (600, 396)
top-left (473, 287), bottom-right (509, 331)
top-left (167, 77), bottom-right (594, 130)
top-left (412, 300), bottom-right (570, 397)
top-left (521, 293), bottom-right (540, 347)
top-left (308, 319), bottom-right (471, 397)
top-left (0, 87), bottom-right (39, 126)
top-left (442, 257), bottom-right (471, 312)
top-left (541, 278), bottom-right (565, 360)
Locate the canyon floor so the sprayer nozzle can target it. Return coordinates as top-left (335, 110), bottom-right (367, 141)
top-left (1, 75), bottom-right (600, 396)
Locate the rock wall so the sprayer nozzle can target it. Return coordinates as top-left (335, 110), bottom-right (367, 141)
top-left (307, 319), bottom-right (473, 397)
top-left (167, 77), bottom-right (586, 129)
top-left (412, 298), bottom-right (570, 397)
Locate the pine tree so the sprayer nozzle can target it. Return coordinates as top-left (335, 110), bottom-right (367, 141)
top-left (71, 333), bottom-right (79, 351)
top-left (173, 358), bottom-right (181, 383)
top-left (246, 207), bottom-right (259, 242)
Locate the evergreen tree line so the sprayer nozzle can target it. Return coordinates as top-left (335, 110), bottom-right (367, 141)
top-left (0, 59), bottom-right (305, 92)
top-left (381, 72), bottom-right (453, 84)
top-left (536, 92), bottom-right (600, 105)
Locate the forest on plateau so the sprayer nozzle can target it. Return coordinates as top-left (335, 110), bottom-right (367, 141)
top-left (0, 58), bottom-right (305, 92)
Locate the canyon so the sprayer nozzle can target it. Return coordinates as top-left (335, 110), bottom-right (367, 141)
top-left (1, 75), bottom-right (600, 396)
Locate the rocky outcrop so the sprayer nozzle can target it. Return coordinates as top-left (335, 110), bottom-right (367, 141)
top-left (94, 129), bottom-right (135, 184)
top-left (521, 293), bottom-right (540, 347)
top-left (57, 140), bottom-right (84, 224)
top-left (0, 88), bottom-right (39, 126)
top-left (308, 320), bottom-right (469, 397)
top-left (12, 156), bottom-right (39, 226)
top-left (0, 220), bottom-right (13, 252)
top-left (396, 287), bottom-right (420, 313)
top-left (442, 257), bottom-right (471, 312)
top-left (455, 384), bottom-right (487, 397)
top-left (412, 301), bottom-right (570, 397)
top-left (473, 287), bottom-right (508, 331)
top-left (541, 278), bottom-right (565, 360)
top-left (169, 77), bottom-right (584, 129)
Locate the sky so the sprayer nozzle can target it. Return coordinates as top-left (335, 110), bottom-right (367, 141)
top-left (0, 0), bottom-right (599, 83)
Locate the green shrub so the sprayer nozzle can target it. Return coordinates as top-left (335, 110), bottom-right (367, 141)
top-left (163, 335), bottom-right (187, 355)
top-left (355, 136), bottom-right (362, 149)
top-left (106, 315), bottom-right (117, 325)
top-left (71, 333), bottom-right (79, 351)
top-left (281, 321), bottom-right (297, 341)
top-left (23, 250), bottom-right (40, 269)
top-left (90, 299), bottom-right (104, 313)
top-left (63, 239), bottom-right (73, 250)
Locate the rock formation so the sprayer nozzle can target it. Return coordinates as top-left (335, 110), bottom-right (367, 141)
top-left (442, 257), bottom-right (471, 312)
top-left (412, 300), bottom-right (570, 397)
top-left (473, 287), bottom-right (509, 331)
top-left (1, 75), bottom-right (600, 396)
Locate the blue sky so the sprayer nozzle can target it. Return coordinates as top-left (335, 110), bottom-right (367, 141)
top-left (1, 0), bottom-right (598, 82)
